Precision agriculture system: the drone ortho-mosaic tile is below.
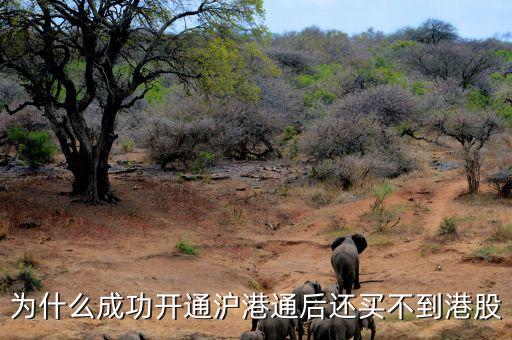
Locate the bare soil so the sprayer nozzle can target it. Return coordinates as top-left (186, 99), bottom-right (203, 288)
top-left (0, 151), bottom-right (511, 339)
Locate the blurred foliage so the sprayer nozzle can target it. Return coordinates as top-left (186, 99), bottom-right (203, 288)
top-left (6, 126), bottom-right (57, 168)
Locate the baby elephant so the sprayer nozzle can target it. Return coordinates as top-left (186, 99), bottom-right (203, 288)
top-left (240, 330), bottom-right (265, 340)
top-left (330, 234), bottom-right (367, 294)
top-left (306, 297), bottom-right (337, 340)
top-left (308, 317), bottom-right (330, 340)
top-left (330, 312), bottom-right (376, 340)
top-left (252, 309), bottom-right (297, 340)
top-left (308, 312), bottom-right (376, 340)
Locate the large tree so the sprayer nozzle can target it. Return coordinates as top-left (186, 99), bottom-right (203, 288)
top-left (413, 18), bottom-right (458, 45)
top-left (0, 0), bottom-right (263, 203)
top-left (433, 110), bottom-right (503, 194)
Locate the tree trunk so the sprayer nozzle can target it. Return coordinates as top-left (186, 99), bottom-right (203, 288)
top-left (465, 154), bottom-right (481, 194)
top-left (48, 122), bottom-right (117, 203)
top-left (65, 147), bottom-right (117, 203)
top-left (83, 139), bottom-right (118, 204)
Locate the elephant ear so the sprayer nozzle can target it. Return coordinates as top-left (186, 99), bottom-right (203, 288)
top-left (330, 237), bottom-right (346, 251)
top-left (351, 234), bottom-right (368, 253)
top-left (312, 280), bottom-right (322, 294)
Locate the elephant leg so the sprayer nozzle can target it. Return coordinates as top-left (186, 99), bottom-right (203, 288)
top-left (354, 261), bottom-right (361, 290)
top-left (289, 321), bottom-right (298, 340)
top-left (343, 270), bottom-right (354, 294)
top-left (251, 318), bottom-right (258, 331)
top-left (336, 272), bottom-right (344, 297)
top-left (344, 279), bottom-right (353, 295)
top-left (298, 319), bottom-right (304, 340)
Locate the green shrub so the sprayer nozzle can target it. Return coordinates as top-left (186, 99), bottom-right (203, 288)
top-left (371, 183), bottom-right (400, 232)
top-left (6, 126), bottom-right (57, 168)
top-left (191, 151), bottom-right (216, 174)
top-left (303, 89), bottom-right (336, 106)
top-left (411, 81), bottom-right (427, 95)
top-left (371, 182), bottom-right (393, 212)
top-left (120, 138), bottom-right (135, 153)
top-left (0, 264), bottom-right (42, 292)
top-left (176, 239), bottom-right (199, 256)
top-left (471, 245), bottom-right (502, 262)
top-left (280, 125), bottom-right (298, 144)
top-left (246, 277), bottom-right (263, 291)
top-left (439, 217), bottom-right (457, 235)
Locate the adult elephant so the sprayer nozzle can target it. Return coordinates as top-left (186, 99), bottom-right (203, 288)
top-left (251, 308), bottom-right (297, 340)
top-left (330, 235), bottom-right (367, 295)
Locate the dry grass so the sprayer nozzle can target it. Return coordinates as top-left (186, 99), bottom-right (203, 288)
top-left (489, 220), bottom-right (512, 242)
top-left (306, 187), bottom-right (334, 208)
top-left (420, 242), bottom-right (442, 256)
top-left (438, 321), bottom-right (495, 339)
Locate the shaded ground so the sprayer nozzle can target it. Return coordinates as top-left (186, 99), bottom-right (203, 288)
top-left (0, 150), bottom-right (511, 339)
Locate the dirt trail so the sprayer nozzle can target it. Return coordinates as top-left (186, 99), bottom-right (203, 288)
top-left (421, 177), bottom-right (467, 232)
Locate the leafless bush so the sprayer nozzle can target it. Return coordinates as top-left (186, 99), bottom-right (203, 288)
top-left (304, 115), bottom-right (383, 161)
top-left (215, 106), bottom-right (283, 160)
top-left (144, 98), bottom-right (284, 167)
top-left (487, 169), bottom-right (512, 197)
top-left (0, 109), bottom-right (48, 133)
top-left (145, 118), bottom-right (217, 169)
top-left (257, 76), bottom-right (304, 123)
top-left (267, 47), bottom-right (315, 74)
top-left (305, 114), bottom-right (418, 187)
top-left (420, 78), bottom-right (466, 111)
top-left (331, 85), bottom-right (419, 126)
top-left (310, 157), bottom-right (373, 189)
top-left (0, 77), bottom-right (25, 109)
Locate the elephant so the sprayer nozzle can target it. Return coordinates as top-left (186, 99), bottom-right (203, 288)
top-left (321, 284), bottom-right (339, 303)
top-left (307, 317), bottom-right (331, 340)
top-left (240, 330), bottom-right (265, 340)
top-left (292, 280), bottom-right (323, 340)
top-left (251, 308), bottom-right (297, 340)
top-left (84, 332), bottom-right (146, 340)
top-left (306, 301), bottom-right (335, 340)
top-left (308, 311), bottom-right (376, 340)
top-left (84, 335), bottom-right (110, 340)
top-left (329, 311), bottom-right (376, 340)
top-left (330, 235), bottom-right (367, 295)
top-left (117, 332), bottom-right (146, 340)
top-left (188, 334), bottom-right (213, 340)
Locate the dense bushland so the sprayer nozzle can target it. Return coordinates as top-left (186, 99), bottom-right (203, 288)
top-left (2, 14), bottom-right (512, 195)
